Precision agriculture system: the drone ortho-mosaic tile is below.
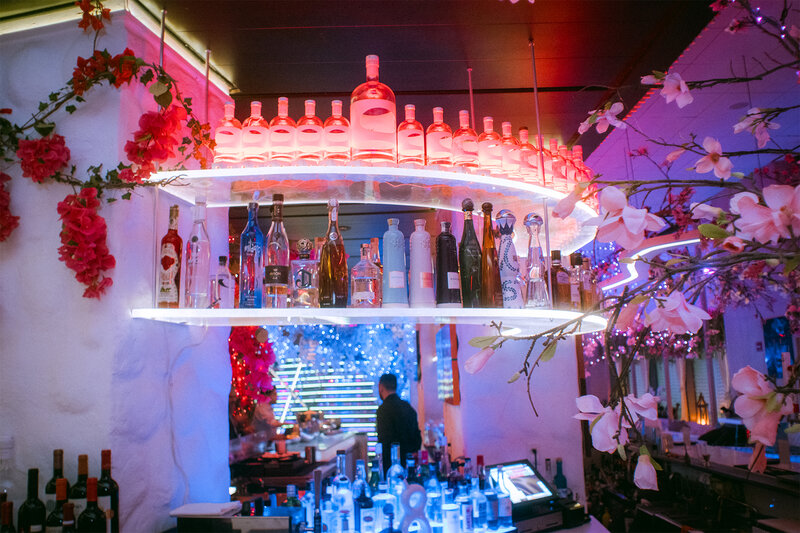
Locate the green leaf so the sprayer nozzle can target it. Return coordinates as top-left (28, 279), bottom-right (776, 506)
top-left (508, 371), bottom-right (521, 384)
top-left (651, 458), bottom-right (663, 471)
top-left (121, 192), bottom-right (132, 201)
top-left (730, 172), bottom-right (745, 179)
top-left (75, 95), bottom-right (85, 103)
top-left (140, 70), bottom-right (154, 84)
top-left (49, 92), bottom-right (59, 102)
top-left (468, 335), bottom-right (498, 349)
top-left (38, 102), bottom-right (48, 112)
top-left (106, 197), bottom-right (117, 203)
top-left (148, 81), bottom-right (168, 96)
top-left (665, 258), bottom-right (683, 267)
top-left (182, 136), bottom-right (191, 144)
top-left (589, 412), bottom-right (604, 434)
top-left (783, 256), bottom-right (800, 274)
top-left (785, 424), bottom-right (800, 434)
top-left (639, 445), bottom-right (650, 456)
top-left (617, 444), bottom-right (626, 460)
top-left (154, 90), bottom-right (173, 108)
top-left (539, 341), bottom-right (558, 362)
top-left (65, 105), bottom-right (77, 114)
top-left (698, 223), bottom-right (731, 239)
top-left (33, 121), bottom-right (55, 137)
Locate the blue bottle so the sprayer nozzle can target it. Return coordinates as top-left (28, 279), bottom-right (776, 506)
top-left (239, 201), bottom-right (264, 308)
top-left (381, 218), bottom-right (409, 307)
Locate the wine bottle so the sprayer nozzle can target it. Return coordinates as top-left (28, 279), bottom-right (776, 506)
top-left (67, 456), bottom-right (87, 519)
top-left (350, 243), bottom-right (381, 308)
top-left (156, 205), bottom-right (182, 308)
top-left (458, 199), bottom-right (481, 308)
top-left (44, 450), bottom-right (69, 515)
top-left (425, 107), bottom-right (452, 167)
top-left (264, 194), bottom-right (290, 308)
top-left (550, 250), bottom-right (571, 310)
top-left (96, 450), bottom-right (118, 533)
top-left (381, 219), bottom-right (409, 308)
top-left (323, 100), bottom-right (351, 163)
top-left (241, 101), bottom-right (269, 166)
top-left (269, 97), bottom-right (297, 162)
top-left (477, 117), bottom-right (502, 172)
top-left (212, 101), bottom-right (242, 167)
top-left (296, 99), bottom-right (324, 163)
top-left (436, 221), bottom-right (461, 307)
top-left (452, 110), bottom-right (479, 169)
top-left (1, 501), bottom-right (14, 533)
top-left (479, 203), bottom-right (503, 308)
top-left (350, 55), bottom-right (397, 163)
top-left (319, 199), bottom-right (348, 308)
top-left (408, 219), bottom-right (435, 308)
top-left (397, 104), bottom-right (424, 166)
top-left (239, 201), bottom-right (265, 309)
top-left (44, 478), bottom-right (67, 533)
top-left (184, 199), bottom-right (211, 309)
top-left (17, 469), bottom-right (45, 533)
top-left (76, 479), bottom-right (103, 533)
top-left (60, 504), bottom-right (75, 533)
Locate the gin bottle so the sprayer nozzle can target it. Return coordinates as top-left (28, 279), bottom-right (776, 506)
top-left (425, 107), bottom-right (452, 166)
top-left (291, 238), bottom-right (319, 308)
top-left (458, 199), bottom-right (482, 308)
top-left (436, 221), bottom-right (461, 307)
top-left (241, 101), bottom-right (269, 165)
top-left (157, 205), bottom-right (182, 308)
top-left (381, 218), bottom-right (408, 308)
top-left (479, 202), bottom-right (502, 308)
top-left (185, 199), bottom-right (211, 308)
top-left (297, 99), bottom-right (324, 163)
top-left (350, 55), bottom-right (397, 163)
top-left (351, 243), bottom-right (382, 308)
top-left (477, 117), bottom-right (502, 173)
top-left (408, 219), bottom-right (435, 308)
top-left (323, 100), bottom-right (351, 163)
top-left (523, 213), bottom-right (550, 309)
top-left (452, 110), bottom-right (479, 169)
top-left (397, 104), bottom-right (424, 166)
top-left (265, 194), bottom-right (290, 308)
top-left (319, 199), bottom-right (348, 308)
top-left (269, 97), bottom-right (297, 162)
top-left (213, 101), bottom-right (242, 167)
top-left (211, 256), bottom-right (235, 308)
top-left (495, 209), bottom-right (524, 308)
top-left (518, 128), bottom-right (538, 182)
top-left (500, 122), bottom-right (520, 174)
top-left (239, 201), bottom-right (264, 308)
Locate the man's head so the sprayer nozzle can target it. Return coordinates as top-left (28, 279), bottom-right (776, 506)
top-left (266, 388), bottom-right (278, 404)
top-left (378, 373), bottom-right (397, 400)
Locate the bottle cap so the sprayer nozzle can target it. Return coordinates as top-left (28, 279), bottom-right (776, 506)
top-left (250, 101), bottom-right (262, 115)
top-left (459, 110), bottom-right (470, 128)
top-left (570, 252), bottom-right (583, 267)
top-left (328, 198), bottom-right (338, 208)
top-left (278, 97), bottom-right (288, 116)
top-left (482, 116), bottom-right (494, 132)
top-left (87, 477), bottom-right (98, 501)
top-left (414, 218), bottom-right (426, 229)
top-left (78, 455), bottom-right (88, 475)
top-left (62, 502), bottom-right (74, 523)
top-left (524, 212), bottom-right (543, 228)
top-left (519, 127), bottom-right (529, 142)
top-left (297, 238), bottom-right (313, 255)
top-left (273, 193), bottom-right (284, 203)
top-left (366, 54), bottom-right (380, 78)
top-left (0, 501), bottom-right (12, 526)
top-left (101, 449), bottom-right (111, 470)
top-left (224, 101), bottom-right (235, 119)
top-left (287, 484), bottom-right (297, 497)
top-left (388, 218), bottom-right (399, 226)
top-left (462, 198), bottom-right (474, 212)
top-left (405, 104), bottom-right (416, 121)
top-left (441, 221), bottom-right (450, 232)
top-left (502, 122), bottom-right (512, 136)
top-left (481, 202), bottom-right (493, 214)
top-left (433, 107), bottom-right (444, 123)
top-left (331, 100), bottom-right (343, 116)
top-left (476, 454), bottom-right (484, 466)
top-left (551, 250), bottom-right (562, 261)
top-left (54, 449), bottom-right (64, 469)
top-left (218, 256), bottom-right (228, 265)
top-left (56, 478), bottom-right (67, 500)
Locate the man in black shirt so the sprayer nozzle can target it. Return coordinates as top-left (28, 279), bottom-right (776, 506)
top-left (376, 373), bottom-right (422, 473)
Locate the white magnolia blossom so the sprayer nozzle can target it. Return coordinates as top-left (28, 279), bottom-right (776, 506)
top-left (694, 137), bottom-right (733, 179)
top-left (733, 107), bottom-right (780, 149)
top-left (661, 73), bottom-right (693, 108)
top-left (579, 102), bottom-right (626, 134)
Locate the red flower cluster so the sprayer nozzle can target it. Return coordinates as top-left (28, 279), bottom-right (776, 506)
top-left (16, 134), bottom-right (71, 183)
top-left (72, 48), bottom-right (138, 96)
top-left (0, 172), bottom-right (20, 242)
top-left (229, 326), bottom-right (276, 405)
top-left (124, 105), bottom-right (187, 182)
top-left (56, 187), bottom-right (116, 299)
top-left (76, 0), bottom-right (110, 33)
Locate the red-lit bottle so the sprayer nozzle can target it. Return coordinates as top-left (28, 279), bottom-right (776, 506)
top-left (500, 122), bottom-right (520, 174)
top-left (156, 205), bottom-right (182, 308)
top-left (397, 104), bottom-right (424, 166)
top-left (296, 99), bottom-right (324, 163)
top-left (477, 117), bottom-right (502, 172)
top-left (76, 479), bottom-right (104, 533)
top-left (452, 110), bottom-right (479, 169)
top-left (241, 101), bottom-right (269, 166)
top-left (350, 55), bottom-right (397, 163)
top-left (269, 97), bottom-right (297, 162)
top-left (425, 107), bottom-right (452, 167)
top-left (323, 100), bottom-right (351, 163)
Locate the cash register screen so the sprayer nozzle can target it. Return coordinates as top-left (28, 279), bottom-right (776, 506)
top-left (487, 461), bottom-right (555, 504)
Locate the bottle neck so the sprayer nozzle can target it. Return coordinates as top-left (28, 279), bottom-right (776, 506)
top-left (272, 202), bottom-right (284, 223)
top-left (168, 208), bottom-right (179, 230)
top-left (336, 454), bottom-right (346, 477)
top-left (247, 204), bottom-right (258, 223)
top-left (391, 446), bottom-right (400, 465)
top-left (327, 206), bottom-right (339, 235)
top-left (27, 470), bottom-right (38, 500)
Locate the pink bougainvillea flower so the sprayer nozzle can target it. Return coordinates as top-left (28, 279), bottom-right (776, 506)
top-left (464, 347), bottom-right (496, 374)
top-left (689, 202), bottom-right (723, 221)
top-left (645, 291), bottom-right (711, 335)
top-left (16, 134), bottom-right (71, 183)
top-left (574, 395), bottom-right (629, 453)
top-left (735, 185), bottom-right (800, 244)
top-left (590, 186), bottom-right (666, 249)
top-left (733, 108), bottom-right (780, 149)
top-left (660, 73), bottom-right (693, 108)
top-left (578, 102), bottom-right (625, 135)
top-left (732, 366), bottom-right (793, 446)
top-left (721, 236), bottom-right (745, 253)
top-left (729, 192), bottom-right (759, 214)
top-left (695, 137), bottom-right (733, 179)
top-left (634, 455), bottom-right (659, 490)
top-left (553, 184), bottom-right (587, 219)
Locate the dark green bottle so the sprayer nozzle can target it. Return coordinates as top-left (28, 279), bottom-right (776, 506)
top-left (458, 199), bottom-right (482, 308)
top-left (17, 469), bottom-right (45, 533)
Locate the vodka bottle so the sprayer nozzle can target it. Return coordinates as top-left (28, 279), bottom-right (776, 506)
top-left (523, 213), bottom-right (549, 309)
top-left (477, 117), bottom-right (502, 172)
top-left (301, 480), bottom-right (315, 525)
top-left (457, 494), bottom-right (474, 533)
top-left (185, 199), bottom-right (211, 308)
top-left (381, 219), bottom-right (409, 308)
top-left (484, 480), bottom-right (498, 531)
top-left (397, 104), bottom-right (424, 166)
top-left (386, 444), bottom-right (407, 498)
top-left (424, 472), bottom-right (443, 524)
top-left (351, 243), bottom-right (382, 308)
top-left (436, 221), bottom-right (461, 307)
top-left (425, 107), bottom-right (452, 166)
top-left (324, 100), bottom-right (351, 163)
top-left (157, 205), bottom-right (182, 308)
top-left (239, 201), bottom-right (264, 308)
top-left (518, 128), bottom-right (538, 182)
top-left (213, 101), bottom-right (242, 166)
top-left (211, 256), bottom-right (235, 308)
top-left (496, 480), bottom-right (512, 528)
top-left (408, 219), bottom-right (435, 308)
top-left (291, 238), bottom-right (320, 308)
top-left (333, 452), bottom-right (354, 520)
top-left (372, 484), bottom-right (394, 532)
top-left (350, 55), bottom-right (396, 163)
top-left (569, 253), bottom-right (583, 311)
top-left (495, 209), bottom-right (524, 309)
top-left (353, 460), bottom-right (375, 533)
top-left (241, 101), bottom-right (269, 165)
top-left (297, 99), bottom-right (324, 163)
top-left (319, 199), bottom-right (348, 308)
top-left (269, 97), bottom-right (297, 162)
top-left (470, 478), bottom-right (487, 531)
top-left (500, 122), bottom-right (520, 174)
top-left (459, 199), bottom-right (482, 308)
top-left (265, 194), bottom-right (290, 308)
top-left (452, 110), bottom-right (479, 169)
top-left (479, 202), bottom-right (502, 308)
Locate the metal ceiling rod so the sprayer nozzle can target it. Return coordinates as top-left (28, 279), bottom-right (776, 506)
top-left (528, 38), bottom-right (547, 188)
top-left (205, 49), bottom-right (211, 123)
top-left (159, 8), bottom-right (166, 68)
top-left (467, 67), bottom-right (476, 131)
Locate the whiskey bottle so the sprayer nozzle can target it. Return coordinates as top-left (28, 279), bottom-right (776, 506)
top-left (569, 253), bottom-right (583, 311)
top-left (319, 199), bottom-right (348, 308)
top-left (156, 205), bottom-right (182, 308)
top-left (479, 202), bottom-right (503, 308)
top-left (323, 100), bottom-right (351, 163)
top-left (436, 221), bottom-right (461, 307)
top-left (269, 97), bottom-right (297, 162)
top-left (580, 257), bottom-right (598, 310)
top-left (291, 238), bottom-right (319, 308)
top-left (185, 199), bottom-right (211, 309)
top-left (351, 243), bottom-right (382, 308)
top-left (452, 110), bottom-right (479, 169)
top-left (397, 104), bottom-right (424, 166)
top-left (212, 101), bottom-right (242, 167)
top-left (408, 219), bottom-right (435, 308)
top-left (265, 194), bottom-right (290, 308)
top-left (297, 99), bottom-right (324, 163)
top-left (477, 117), bottom-right (502, 173)
top-left (350, 55), bottom-right (397, 163)
top-left (458, 199), bottom-right (482, 308)
top-left (550, 251), bottom-right (571, 310)
top-left (239, 201), bottom-right (264, 308)
top-left (241, 101), bottom-right (269, 166)
top-left (425, 107), bottom-right (452, 167)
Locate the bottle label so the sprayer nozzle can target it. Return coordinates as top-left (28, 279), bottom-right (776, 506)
top-left (270, 127), bottom-right (296, 150)
top-left (478, 139), bottom-right (502, 165)
top-left (30, 527), bottom-right (43, 533)
top-left (158, 243), bottom-right (180, 304)
top-left (72, 497), bottom-right (87, 519)
top-left (214, 126), bottom-right (242, 155)
top-left (242, 125), bottom-right (268, 155)
top-left (398, 129), bottom-right (424, 154)
top-left (46, 527), bottom-right (61, 533)
top-left (297, 124), bottom-right (323, 151)
top-left (324, 125), bottom-right (350, 150)
top-left (426, 131), bottom-right (453, 159)
top-left (570, 283), bottom-right (581, 308)
top-left (294, 268), bottom-right (314, 289)
top-left (557, 271), bottom-right (569, 284)
top-left (388, 271), bottom-right (406, 289)
top-left (353, 291), bottom-right (375, 301)
top-left (265, 265), bottom-right (289, 285)
top-left (419, 271), bottom-right (433, 289)
top-left (454, 134), bottom-right (479, 159)
top-left (44, 494), bottom-right (56, 514)
top-left (351, 98), bottom-right (396, 149)
top-left (499, 497), bottom-right (512, 517)
top-left (98, 495), bottom-right (111, 512)
top-left (447, 271), bottom-right (461, 290)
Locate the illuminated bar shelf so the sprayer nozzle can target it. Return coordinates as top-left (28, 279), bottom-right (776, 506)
top-left (131, 307), bottom-right (607, 334)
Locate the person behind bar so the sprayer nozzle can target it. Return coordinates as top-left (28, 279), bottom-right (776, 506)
top-left (376, 373), bottom-right (422, 473)
top-left (252, 388), bottom-right (284, 441)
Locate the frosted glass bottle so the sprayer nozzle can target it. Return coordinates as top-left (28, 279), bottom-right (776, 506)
top-left (184, 199), bottom-right (211, 308)
top-left (213, 101), bottom-right (242, 167)
top-left (547, 139), bottom-right (561, 190)
top-left (350, 55), bottom-right (397, 163)
top-left (477, 117), bottom-right (502, 173)
top-left (500, 122), bottom-right (520, 174)
top-left (495, 209), bottom-right (524, 309)
top-left (518, 128), bottom-right (538, 182)
top-left (524, 213), bottom-right (550, 309)
top-left (241, 101), bottom-right (269, 166)
top-left (452, 110), bottom-right (479, 169)
top-left (297, 99), bottom-right (324, 163)
top-left (381, 218), bottom-right (408, 308)
top-left (557, 145), bottom-right (571, 192)
top-left (425, 107), bottom-right (452, 166)
top-left (397, 104), bottom-right (424, 166)
top-left (409, 219), bottom-right (435, 308)
top-left (269, 97), bottom-right (297, 162)
top-left (323, 100), bottom-right (351, 163)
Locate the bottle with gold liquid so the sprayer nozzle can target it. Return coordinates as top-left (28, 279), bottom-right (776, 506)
top-left (319, 199), bottom-right (348, 308)
top-left (265, 194), bottom-right (290, 308)
top-left (549, 250), bottom-right (571, 310)
top-left (480, 202), bottom-right (503, 307)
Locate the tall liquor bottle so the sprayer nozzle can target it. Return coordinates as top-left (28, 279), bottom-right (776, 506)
top-left (370, 237), bottom-right (382, 275)
top-left (291, 239), bottom-right (320, 308)
top-left (569, 253), bottom-right (583, 311)
top-left (297, 99), bottom-right (324, 163)
top-left (44, 450), bottom-right (69, 515)
top-left (452, 110), bottom-right (478, 169)
top-left (213, 101), bottom-right (242, 167)
top-left (265, 194), bottom-right (290, 308)
top-left (323, 100), bottom-right (351, 163)
top-left (518, 128), bottom-right (538, 182)
top-left (319, 199), bottom-right (348, 308)
top-left (381, 219), bottom-right (408, 308)
top-left (241, 101), bottom-right (269, 165)
top-left (523, 213), bottom-right (549, 309)
top-left (269, 97), bottom-right (297, 162)
top-left (458, 199), bottom-right (481, 308)
top-left (549, 251), bottom-right (571, 310)
top-left (185, 199), bottom-right (211, 309)
top-left (580, 257), bottom-right (598, 310)
top-left (408, 219), bottom-right (435, 308)
top-left (436, 221), bottom-right (461, 307)
top-left (351, 243), bottom-right (381, 308)
top-left (477, 117), bottom-right (502, 173)
top-left (397, 104), bottom-right (424, 166)
top-left (500, 122), bottom-right (520, 174)
top-left (353, 461), bottom-right (375, 533)
top-left (68, 455), bottom-right (88, 519)
top-left (425, 107), bottom-right (452, 166)
top-left (76, 479), bottom-right (104, 533)
top-left (239, 201), bottom-right (264, 308)
top-left (17, 469), bottom-right (45, 533)
top-left (156, 205), bottom-right (182, 308)
top-left (350, 55), bottom-right (396, 163)
top-left (97, 450), bottom-right (119, 533)
top-left (211, 256), bottom-right (235, 309)
top-left (495, 210), bottom-right (524, 308)
top-left (44, 478), bottom-right (67, 533)
top-left (479, 203), bottom-right (503, 308)
top-left (0, 501), bottom-right (13, 533)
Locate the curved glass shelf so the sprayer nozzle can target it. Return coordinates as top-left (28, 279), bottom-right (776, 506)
top-left (130, 307), bottom-right (607, 335)
top-left (147, 164), bottom-right (597, 253)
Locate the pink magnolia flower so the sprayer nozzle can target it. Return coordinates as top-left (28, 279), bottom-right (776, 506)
top-left (579, 102), bottom-right (625, 135)
top-left (644, 291), bottom-right (711, 335)
top-left (732, 366), bottom-right (793, 446)
top-left (464, 347), bottom-right (496, 374)
top-left (690, 202), bottom-right (723, 221)
top-left (625, 393), bottom-right (659, 420)
top-left (661, 73), bottom-right (693, 108)
top-left (722, 236), bottom-right (745, 253)
top-left (640, 74), bottom-right (659, 85)
top-left (634, 455), bottom-right (658, 490)
top-left (574, 395), bottom-right (629, 453)
top-left (591, 186), bottom-right (666, 249)
top-left (553, 184), bottom-right (587, 219)
top-left (695, 137), bottom-right (733, 179)
top-left (733, 108), bottom-right (780, 149)
top-left (735, 184), bottom-right (800, 244)
top-left (616, 300), bottom-right (645, 330)
top-left (662, 147), bottom-right (686, 166)
top-left (729, 192), bottom-right (759, 214)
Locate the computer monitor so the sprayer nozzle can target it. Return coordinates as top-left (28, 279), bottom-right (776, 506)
top-left (486, 459), bottom-right (556, 505)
